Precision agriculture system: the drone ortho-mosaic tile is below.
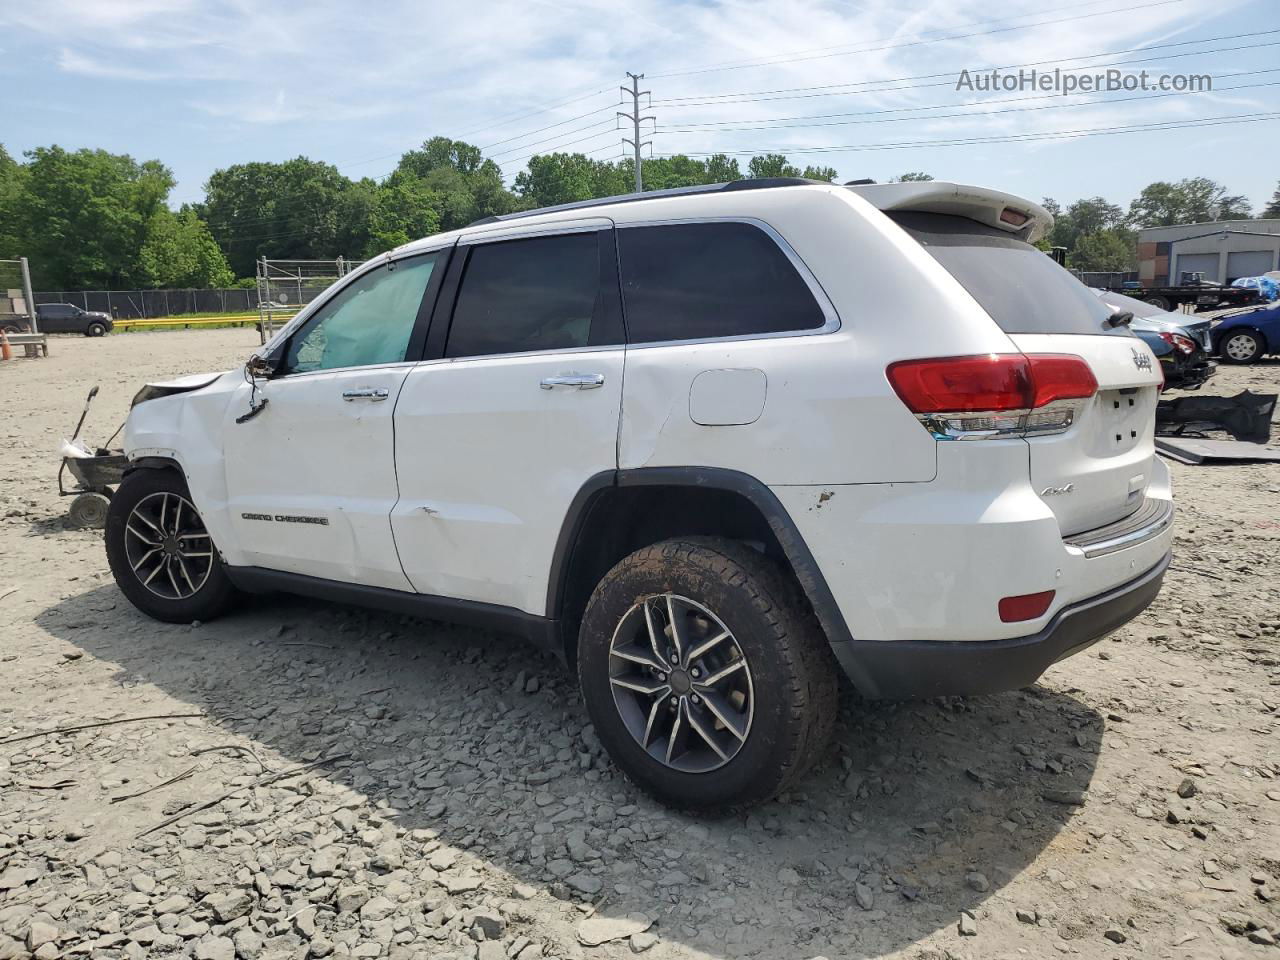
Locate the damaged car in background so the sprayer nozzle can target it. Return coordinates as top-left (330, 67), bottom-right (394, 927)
top-left (1094, 288), bottom-right (1215, 390)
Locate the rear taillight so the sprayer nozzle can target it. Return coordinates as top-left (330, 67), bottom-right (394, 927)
top-left (1158, 332), bottom-right (1196, 355)
top-left (886, 353), bottom-right (1097, 440)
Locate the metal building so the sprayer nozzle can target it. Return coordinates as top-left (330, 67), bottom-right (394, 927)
top-left (1136, 219), bottom-right (1280, 286)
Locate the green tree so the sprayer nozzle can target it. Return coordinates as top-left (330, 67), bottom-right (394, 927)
top-left (801, 165), bottom-right (838, 182)
top-left (642, 155), bottom-right (719, 190)
top-left (747, 154), bottom-right (801, 179)
top-left (389, 137), bottom-right (516, 231)
top-left (1128, 177), bottom-right (1252, 226)
top-left (892, 172), bottom-right (934, 182)
top-left (200, 157), bottom-right (357, 277)
top-left (704, 154), bottom-right (743, 183)
top-left (1048, 197), bottom-right (1126, 252)
top-left (0, 144), bottom-right (25, 260)
top-left (513, 153), bottom-right (630, 208)
top-left (367, 177), bottom-right (442, 252)
top-left (1070, 230), bottom-right (1136, 272)
top-left (16, 146), bottom-right (173, 288)
top-left (138, 208), bottom-right (234, 287)
top-left (1263, 181), bottom-right (1280, 218)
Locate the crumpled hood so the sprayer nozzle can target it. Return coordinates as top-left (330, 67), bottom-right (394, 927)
top-left (131, 370), bottom-right (230, 408)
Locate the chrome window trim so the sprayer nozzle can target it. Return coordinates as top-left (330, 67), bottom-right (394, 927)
top-left (408, 343), bottom-right (626, 367)
top-left (458, 217), bottom-right (613, 247)
top-left (614, 216), bottom-right (842, 350)
top-left (259, 360), bottom-right (421, 384)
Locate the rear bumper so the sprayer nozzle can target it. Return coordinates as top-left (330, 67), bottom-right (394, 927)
top-left (830, 552), bottom-right (1168, 699)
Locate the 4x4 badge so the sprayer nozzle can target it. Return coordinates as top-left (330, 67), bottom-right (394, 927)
top-left (1132, 347), bottom-right (1153, 372)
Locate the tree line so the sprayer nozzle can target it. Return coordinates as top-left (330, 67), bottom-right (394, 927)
top-left (1, 137), bottom-right (1276, 289)
top-left (1042, 178), bottom-right (1277, 274)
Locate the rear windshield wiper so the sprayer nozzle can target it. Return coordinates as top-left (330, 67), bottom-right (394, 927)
top-left (1104, 310), bottom-right (1133, 329)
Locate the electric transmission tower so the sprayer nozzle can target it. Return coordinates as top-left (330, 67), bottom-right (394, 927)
top-left (619, 72), bottom-right (654, 193)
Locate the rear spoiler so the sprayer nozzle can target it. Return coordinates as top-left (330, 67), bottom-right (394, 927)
top-left (846, 181), bottom-right (1053, 244)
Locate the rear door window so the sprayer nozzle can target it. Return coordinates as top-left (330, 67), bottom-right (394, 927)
top-left (890, 212), bottom-right (1128, 336)
top-left (617, 221), bottom-right (827, 343)
top-left (445, 232), bottom-right (604, 358)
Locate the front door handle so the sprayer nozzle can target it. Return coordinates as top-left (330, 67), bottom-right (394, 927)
top-left (342, 387), bottom-right (390, 402)
top-left (540, 373), bottom-right (605, 390)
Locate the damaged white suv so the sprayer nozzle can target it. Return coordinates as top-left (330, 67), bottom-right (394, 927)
top-left (108, 179), bottom-right (1173, 808)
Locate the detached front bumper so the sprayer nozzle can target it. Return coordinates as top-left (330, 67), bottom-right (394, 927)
top-left (830, 552), bottom-right (1169, 699)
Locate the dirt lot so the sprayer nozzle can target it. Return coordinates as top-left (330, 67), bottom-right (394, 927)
top-left (0, 329), bottom-right (1277, 960)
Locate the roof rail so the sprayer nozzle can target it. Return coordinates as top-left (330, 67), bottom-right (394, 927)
top-left (465, 177), bottom-right (827, 228)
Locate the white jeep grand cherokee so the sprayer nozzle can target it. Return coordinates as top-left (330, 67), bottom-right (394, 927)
top-left (108, 178), bottom-right (1173, 808)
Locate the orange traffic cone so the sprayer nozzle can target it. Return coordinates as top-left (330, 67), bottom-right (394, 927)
top-left (0, 328), bottom-right (12, 361)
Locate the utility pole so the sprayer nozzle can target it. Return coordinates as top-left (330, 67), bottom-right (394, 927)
top-left (618, 72), bottom-right (653, 193)
top-left (19, 257), bottom-right (36, 335)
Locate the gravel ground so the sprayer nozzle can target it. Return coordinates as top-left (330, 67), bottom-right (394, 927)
top-left (0, 329), bottom-right (1277, 960)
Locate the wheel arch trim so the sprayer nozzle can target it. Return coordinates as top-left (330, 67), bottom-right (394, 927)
top-left (545, 466), bottom-right (856, 649)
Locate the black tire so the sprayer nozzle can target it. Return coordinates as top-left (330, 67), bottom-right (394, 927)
top-left (1144, 295), bottom-right (1172, 312)
top-left (578, 537), bottom-right (838, 810)
top-left (86, 321), bottom-right (107, 337)
top-left (1, 323), bottom-right (21, 335)
top-left (105, 469), bottom-right (238, 623)
top-left (1217, 329), bottom-right (1264, 364)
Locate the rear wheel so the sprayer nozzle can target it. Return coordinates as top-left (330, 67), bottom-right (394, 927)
top-left (1219, 329), bottom-right (1264, 364)
top-left (86, 321), bottom-right (107, 337)
top-left (105, 469), bottom-right (238, 622)
top-left (578, 538), bottom-right (837, 809)
top-left (1144, 295), bottom-right (1172, 311)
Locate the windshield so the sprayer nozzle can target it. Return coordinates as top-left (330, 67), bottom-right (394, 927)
top-left (889, 212), bottom-right (1129, 336)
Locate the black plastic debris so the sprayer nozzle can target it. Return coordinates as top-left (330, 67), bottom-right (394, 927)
top-left (1156, 390), bottom-right (1276, 444)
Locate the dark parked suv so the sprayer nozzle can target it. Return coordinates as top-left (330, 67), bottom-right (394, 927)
top-left (2, 303), bottom-right (115, 336)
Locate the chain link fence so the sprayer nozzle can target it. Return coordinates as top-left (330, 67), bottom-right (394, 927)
top-left (31, 288), bottom-right (264, 319)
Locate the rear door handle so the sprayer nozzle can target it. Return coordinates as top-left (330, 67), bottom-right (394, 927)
top-left (540, 373), bottom-right (605, 390)
top-left (342, 387), bottom-right (390, 401)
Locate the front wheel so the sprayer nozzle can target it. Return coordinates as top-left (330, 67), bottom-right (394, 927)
top-left (86, 321), bottom-right (107, 337)
top-left (1218, 329), bottom-right (1264, 364)
top-left (578, 538), bottom-right (837, 809)
top-left (105, 469), bottom-right (238, 623)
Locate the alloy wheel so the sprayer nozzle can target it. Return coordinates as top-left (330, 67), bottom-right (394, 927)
top-left (123, 491), bottom-right (214, 600)
top-left (607, 593), bottom-right (754, 773)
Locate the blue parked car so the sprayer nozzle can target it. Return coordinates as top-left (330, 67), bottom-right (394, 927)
top-left (1213, 302), bottom-right (1280, 364)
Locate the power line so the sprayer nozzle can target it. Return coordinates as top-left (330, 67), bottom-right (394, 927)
top-left (655, 111), bottom-right (1280, 157)
top-left (452, 84), bottom-right (614, 139)
top-left (659, 76), bottom-right (1280, 136)
top-left (648, 0), bottom-right (1161, 78)
top-left (495, 129), bottom-right (626, 168)
top-left (650, 0), bottom-right (1189, 79)
top-left (479, 101), bottom-right (618, 151)
top-left (487, 119), bottom-right (619, 159)
top-left (660, 65), bottom-right (1280, 130)
top-left (653, 30), bottom-right (1280, 107)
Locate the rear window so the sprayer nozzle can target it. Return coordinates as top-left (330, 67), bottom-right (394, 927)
top-left (617, 222), bottom-right (827, 343)
top-left (890, 212), bottom-right (1127, 336)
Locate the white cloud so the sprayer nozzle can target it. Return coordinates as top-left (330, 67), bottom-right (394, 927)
top-left (1, 0), bottom-right (1264, 199)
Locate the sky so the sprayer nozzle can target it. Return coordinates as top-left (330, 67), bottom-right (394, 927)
top-left (1, 0), bottom-right (1277, 213)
